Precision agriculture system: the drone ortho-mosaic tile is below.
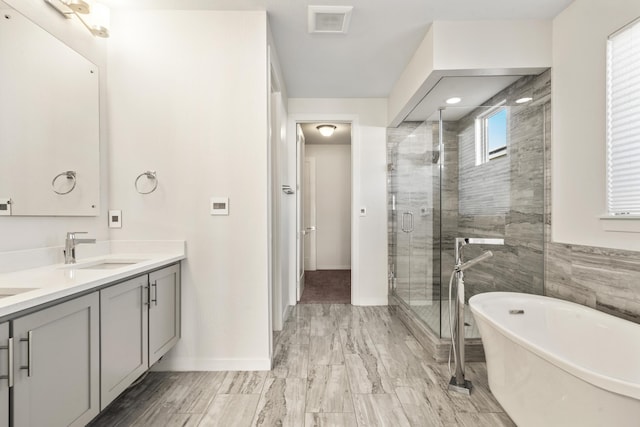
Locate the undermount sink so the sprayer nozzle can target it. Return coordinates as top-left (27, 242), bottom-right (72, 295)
top-left (0, 288), bottom-right (38, 299)
top-left (61, 259), bottom-right (146, 270)
top-left (77, 261), bottom-right (141, 270)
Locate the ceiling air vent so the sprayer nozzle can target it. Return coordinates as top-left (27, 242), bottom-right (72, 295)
top-left (308, 5), bottom-right (353, 34)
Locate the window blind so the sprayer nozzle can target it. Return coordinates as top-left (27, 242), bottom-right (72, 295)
top-left (607, 17), bottom-right (640, 215)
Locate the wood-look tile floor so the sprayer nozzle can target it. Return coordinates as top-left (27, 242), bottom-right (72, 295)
top-left (90, 304), bottom-right (514, 427)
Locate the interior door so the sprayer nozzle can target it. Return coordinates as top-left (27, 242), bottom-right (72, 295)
top-left (296, 124), bottom-right (305, 301)
top-left (303, 157), bottom-right (317, 271)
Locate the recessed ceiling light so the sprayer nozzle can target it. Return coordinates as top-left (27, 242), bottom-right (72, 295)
top-left (446, 97), bottom-right (461, 105)
top-left (316, 124), bottom-right (337, 137)
top-left (516, 97), bottom-right (533, 104)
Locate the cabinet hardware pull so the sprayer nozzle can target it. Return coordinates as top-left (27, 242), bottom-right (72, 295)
top-left (20, 331), bottom-right (33, 377)
top-left (151, 281), bottom-right (158, 306)
top-left (0, 337), bottom-right (13, 387)
top-left (144, 285), bottom-right (150, 306)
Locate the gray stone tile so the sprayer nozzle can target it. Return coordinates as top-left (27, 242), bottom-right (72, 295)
top-left (309, 332), bottom-right (344, 365)
top-left (353, 394), bottom-right (412, 427)
top-left (271, 344), bottom-right (309, 379)
top-left (198, 394), bottom-right (260, 427)
top-left (252, 378), bottom-right (306, 427)
top-left (304, 413), bottom-right (358, 427)
top-left (306, 365), bottom-right (353, 413)
top-left (218, 371), bottom-right (267, 394)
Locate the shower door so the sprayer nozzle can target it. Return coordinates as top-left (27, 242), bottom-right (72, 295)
top-left (391, 122), bottom-right (440, 333)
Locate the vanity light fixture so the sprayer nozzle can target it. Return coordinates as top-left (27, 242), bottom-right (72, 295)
top-left (316, 124), bottom-right (337, 137)
top-left (515, 97), bottom-right (533, 104)
top-left (446, 97), bottom-right (462, 105)
top-left (45, 0), bottom-right (110, 38)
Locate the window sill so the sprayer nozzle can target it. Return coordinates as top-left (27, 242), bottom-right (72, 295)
top-left (600, 215), bottom-right (640, 233)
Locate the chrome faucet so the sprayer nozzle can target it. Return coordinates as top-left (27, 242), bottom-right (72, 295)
top-left (449, 237), bottom-right (504, 395)
top-left (64, 232), bottom-right (96, 264)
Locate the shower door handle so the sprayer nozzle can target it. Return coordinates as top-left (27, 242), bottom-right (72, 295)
top-left (401, 212), bottom-right (414, 233)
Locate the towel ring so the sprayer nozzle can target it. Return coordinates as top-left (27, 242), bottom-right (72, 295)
top-left (52, 171), bottom-right (77, 195)
top-left (135, 171), bottom-right (158, 194)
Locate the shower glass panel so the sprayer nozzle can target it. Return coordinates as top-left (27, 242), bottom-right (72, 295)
top-left (388, 72), bottom-right (549, 340)
top-left (388, 121), bottom-right (441, 334)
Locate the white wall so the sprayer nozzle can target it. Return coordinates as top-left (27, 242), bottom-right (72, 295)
top-left (388, 20), bottom-right (552, 126)
top-left (107, 10), bottom-right (271, 370)
top-left (552, 0), bottom-right (640, 252)
top-left (289, 99), bottom-right (388, 305)
top-left (305, 144), bottom-right (351, 269)
top-left (0, 0), bottom-right (109, 253)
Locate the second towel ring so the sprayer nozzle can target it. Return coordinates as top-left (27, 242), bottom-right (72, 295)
top-left (135, 171), bottom-right (158, 194)
top-left (52, 171), bottom-right (77, 195)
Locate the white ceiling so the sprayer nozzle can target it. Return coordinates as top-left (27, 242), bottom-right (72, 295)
top-left (300, 123), bottom-right (351, 145)
top-left (102, 0), bottom-right (573, 100)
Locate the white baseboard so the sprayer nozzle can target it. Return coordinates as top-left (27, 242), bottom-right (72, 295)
top-left (152, 357), bottom-right (271, 372)
top-left (315, 265), bottom-right (351, 270)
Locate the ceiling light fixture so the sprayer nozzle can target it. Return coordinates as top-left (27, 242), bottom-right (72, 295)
top-left (45, 0), bottom-right (110, 38)
top-left (515, 97), bottom-right (533, 104)
top-left (446, 97), bottom-right (462, 105)
top-left (316, 124), bottom-right (337, 137)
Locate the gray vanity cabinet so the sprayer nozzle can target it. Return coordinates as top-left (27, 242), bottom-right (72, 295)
top-left (149, 264), bottom-right (181, 366)
top-left (0, 322), bottom-right (8, 427)
top-left (100, 275), bottom-right (149, 410)
top-left (12, 292), bottom-right (100, 427)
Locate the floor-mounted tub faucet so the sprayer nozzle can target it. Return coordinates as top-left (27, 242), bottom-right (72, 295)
top-left (64, 231), bottom-right (96, 264)
top-left (449, 237), bottom-right (504, 395)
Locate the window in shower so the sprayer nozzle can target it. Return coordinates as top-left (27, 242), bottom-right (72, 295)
top-left (475, 101), bottom-right (508, 164)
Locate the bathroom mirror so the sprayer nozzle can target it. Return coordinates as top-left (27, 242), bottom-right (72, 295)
top-left (0, 1), bottom-right (100, 216)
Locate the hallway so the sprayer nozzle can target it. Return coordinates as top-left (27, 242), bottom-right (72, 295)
top-left (300, 270), bottom-right (351, 304)
top-left (90, 304), bottom-right (513, 426)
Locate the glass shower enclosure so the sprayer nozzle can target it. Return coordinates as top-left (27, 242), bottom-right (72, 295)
top-left (388, 71), bottom-right (549, 341)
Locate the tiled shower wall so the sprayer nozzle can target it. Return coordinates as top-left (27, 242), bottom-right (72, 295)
top-left (387, 71), bottom-right (550, 336)
top-left (389, 67), bottom-right (640, 332)
top-left (452, 72), bottom-right (549, 299)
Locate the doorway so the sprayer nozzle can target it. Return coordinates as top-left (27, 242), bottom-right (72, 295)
top-left (297, 123), bottom-right (352, 304)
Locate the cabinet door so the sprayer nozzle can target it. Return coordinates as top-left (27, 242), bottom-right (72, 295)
top-left (149, 264), bottom-right (181, 366)
top-left (0, 322), bottom-right (8, 427)
top-left (100, 275), bottom-right (149, 410)
top-left (13, 293), bottom-right (99, 427)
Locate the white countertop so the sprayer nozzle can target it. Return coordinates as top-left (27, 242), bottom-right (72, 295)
top-left (0, 241), bottom-right (185, 320)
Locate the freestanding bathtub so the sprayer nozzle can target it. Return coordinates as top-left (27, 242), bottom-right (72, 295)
top-left (469, 292), bottom-right (640, 427)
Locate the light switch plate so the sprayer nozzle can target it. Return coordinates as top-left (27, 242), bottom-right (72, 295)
top-left (210, 197), bottom-right (229, 215)
top-left (0, 198), bottom-right (11, 216)
top-left (108, 210), bottom-right (122, 228)
top-left (360, 207), bottom-right (367, 217)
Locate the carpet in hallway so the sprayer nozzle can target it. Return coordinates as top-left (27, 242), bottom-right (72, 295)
top-left (299, 269), bottom-right (351, 304)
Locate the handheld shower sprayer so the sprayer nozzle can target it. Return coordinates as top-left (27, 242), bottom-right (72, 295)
top-left (448, 238), bottom-right (504, 395)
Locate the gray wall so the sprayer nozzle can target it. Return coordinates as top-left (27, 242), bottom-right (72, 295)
top-left (453, 72), bottom-right (549, 299)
